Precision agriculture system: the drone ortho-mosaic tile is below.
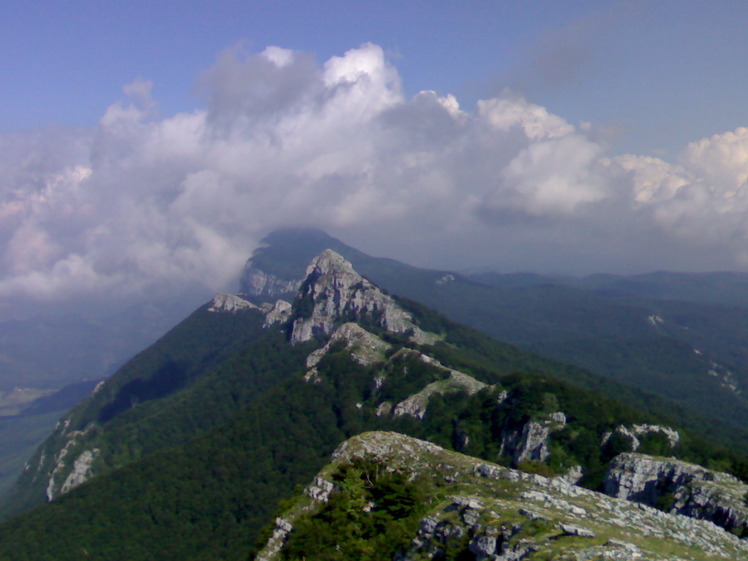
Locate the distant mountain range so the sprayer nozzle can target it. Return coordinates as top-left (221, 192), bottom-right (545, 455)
top-left (0, 238), bottom-right (746, 559)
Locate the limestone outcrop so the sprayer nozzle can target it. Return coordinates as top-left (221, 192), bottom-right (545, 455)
top-left (601, 423), bottom-right (680, 452)
top-left (59, 448), bottom-right (99, 495)
top-left (41, 424), bottom-right (94, 502)
top-left (262, 299), bottom-right (292, 327)
top-left (303, 322), bottom-right (392, 383)
top-left (305, 322), bottom-right (392, 370)
top-left (207, 292), bottom-right (257, 313)
top-left (289, 250), bottom-right (435, 345)
top-left (604, 452), bottom-right (748, 536)
top-left (499, 411), bottom-right (567, 465)
top-left (392, 361), bottom-right (486, 421)
top-left (239, 266), bottom-right (301, 297)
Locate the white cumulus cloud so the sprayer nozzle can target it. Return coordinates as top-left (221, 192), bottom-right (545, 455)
top-left (1, 42), bottom-right (748, 305)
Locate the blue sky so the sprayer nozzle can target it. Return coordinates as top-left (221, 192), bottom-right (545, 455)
top-left (5, 1), bottom-right (747, 156)
top-left (2, 1), bottom-right (748, 309)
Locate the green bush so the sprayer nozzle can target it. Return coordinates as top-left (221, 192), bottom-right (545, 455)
top-left (280, 459), bottom-right (433, 561)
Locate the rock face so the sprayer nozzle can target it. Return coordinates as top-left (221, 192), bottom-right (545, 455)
top-left (42, 423), bottom-right (94, 502)
top-left (262, 299), bottom-right (292, 327)
top-left (601, 423), bottom-right (680, 451)
top-left (303, 322), bottom-right (392, 383)
top-left (499, 411), bottom-right (567, 465)
top-left (207, 292), bottom-right (258, 313)
top-left (59, 448), bottom-right (99, 495)
top-left (604, 452), bottom-right (748, 536)
top-left (239, 266), bottom-right (301, 298)
top-left (289, 250), bottom-right (433, 345)
top-left (254, 432), bottom-right (748, 561)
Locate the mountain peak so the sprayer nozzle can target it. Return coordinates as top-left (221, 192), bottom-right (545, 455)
top-left (304, 249), bottom-right (357, 278)
top-left (289, 250), bottom-right (434, 345)
top-left (239, 229), bottom-right (365, 297)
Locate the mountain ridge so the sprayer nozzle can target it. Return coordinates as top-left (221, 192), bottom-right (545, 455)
top-left (0, 245), bottom-right (747, 559)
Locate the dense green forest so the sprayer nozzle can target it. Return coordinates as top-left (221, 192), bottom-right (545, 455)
top-left (2, 315), bottom-right (747, 560)
top-left (276, 458), bottom-right (435, 561)
top-left (0, 304), bottom-right (312, 519)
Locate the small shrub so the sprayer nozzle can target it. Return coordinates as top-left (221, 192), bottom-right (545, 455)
top-left (655, 492), bottom-right (676, 512)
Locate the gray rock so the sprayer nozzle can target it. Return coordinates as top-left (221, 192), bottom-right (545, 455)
top-left (263, 299), bottom-right (292, 327)
top-left (499, 411), bottom-right (567, 464)
top-left (207, 292), bottom-right (257, 313)
top-left (631, 424), bottom-right (680, 448)
top-left (305, 477), bottom-right (336, 503)
top-left (239, 266), bottom-right (301, 297)
top-left (555, 464), bottom-right (584, 485)
top-left (560, 523), bottom-right (596, 538)
top-left (254, 517), bottom-right (294, 561)
top-left (393, 367), bottom-right (486, 421)
top-left (305, 322), bottom-right (391, 369)
top-left (44, 425), bottom-right (94, 501)
top-left (605, 538), bottom-right (642, 557)
top-left (601, 424), bottom-right (680, 452)
top-left (59, 448), bottom-right (99, 495)
top-left (376, 401), bottom-right (393, 416)
top-left (255, 432), bottom-right (748, 561)
top-left (469, 530), bottom-right (497, 559)
top-left (601, 425), bottom-right (641, 451)
top-left (289, 250), bottom-right (435, 345)
top-left (604, 452), bottom-right (748, 536)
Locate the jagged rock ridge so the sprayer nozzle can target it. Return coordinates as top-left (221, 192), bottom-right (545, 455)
top-left (269, 300), bottom-right (748, 548)
top-left (19, 249), bottom-right (437, 507)
top-left (392, 367), bottom-right (486, 421)
top-left (307, 322), bottom-right (391, 368)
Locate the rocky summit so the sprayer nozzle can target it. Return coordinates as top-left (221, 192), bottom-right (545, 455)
top-left (289, 249), bottom-right (434, 345)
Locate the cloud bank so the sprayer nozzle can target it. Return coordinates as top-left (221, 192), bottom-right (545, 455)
top-left (2, 43), bottom-right (748, 302)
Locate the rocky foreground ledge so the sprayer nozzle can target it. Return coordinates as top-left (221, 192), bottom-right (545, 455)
top-left (256, 431), bottom-right (748, 561)
top-left (605, 452), bottom-right (748, 537)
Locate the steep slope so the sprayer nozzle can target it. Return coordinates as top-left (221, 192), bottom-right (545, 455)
top-left (242, 228), bottom-right (748, 430)
top-left (0, 295), bottom-right (309, 519)
top-left (0, 299), bottom-right (195, 499)
top-left (255, 431), bottom-right (748, 561)
top-left (0, 250), bottom-right (746, 560)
